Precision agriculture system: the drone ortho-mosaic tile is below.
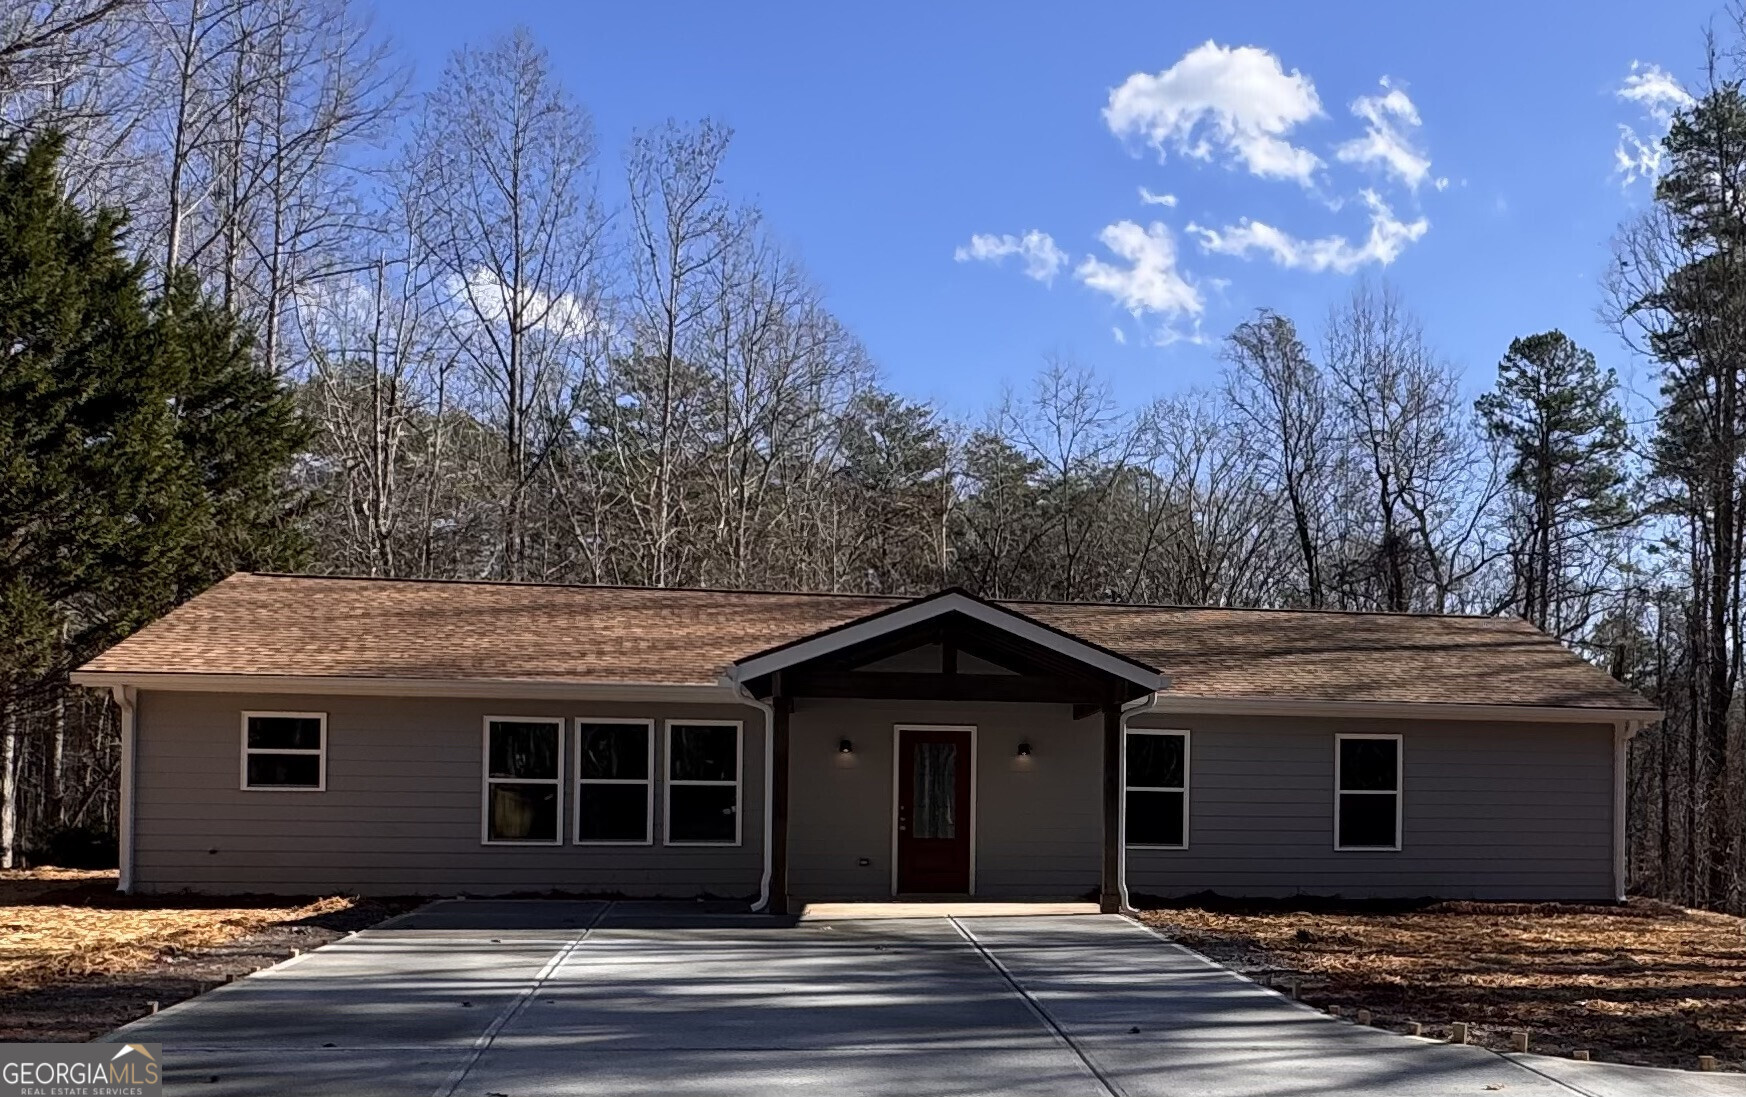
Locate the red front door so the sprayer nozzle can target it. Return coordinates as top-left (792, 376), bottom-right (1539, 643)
top-left (896, 726), bottom-right (973, 894)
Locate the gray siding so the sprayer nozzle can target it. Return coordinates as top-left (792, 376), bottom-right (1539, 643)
top-left (133, 691), bottom-right (765, 896)
top-left (786, 700), bottom-right (1100, 901)
top-left (132, 689), bottom-right (1619, 903)
top-left (1125, 714), bottom-right (1617, 901)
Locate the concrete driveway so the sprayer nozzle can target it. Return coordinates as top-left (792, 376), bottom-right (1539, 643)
top-left (110, 900), bottom-right (1743, 1097)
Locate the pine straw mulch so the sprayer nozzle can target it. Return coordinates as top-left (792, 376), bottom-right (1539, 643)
top-left (1137, 894), bottom-right (1746, 1072)
top-left (0, 868), bottom-right (413, 1041)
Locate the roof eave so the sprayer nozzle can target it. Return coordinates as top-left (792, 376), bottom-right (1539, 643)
top-left (1140, 693), bottom-right (1663, 725)
top-left (67, 670), bottom-right (740, 704)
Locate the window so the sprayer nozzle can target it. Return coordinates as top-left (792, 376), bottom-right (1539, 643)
top-left (241, 712), bottom-right (325, 790)
top-left (1125, 730), bottom-right (1188, 848)
top-left (483, 717), bottom-right (563, 844)
top-left (575, 719), bottom-right (654, 844)
top-left (665, 721), bottom-right (741, 845)
top-left (1335, 734), bottom-right (1401, 851)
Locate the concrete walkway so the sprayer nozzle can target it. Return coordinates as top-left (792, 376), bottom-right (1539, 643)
top-left (107, 901), bottom-right (1745, 1097)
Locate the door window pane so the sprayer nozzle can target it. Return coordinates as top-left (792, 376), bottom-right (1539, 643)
top-left (913, 742), bottom-right (957, 839)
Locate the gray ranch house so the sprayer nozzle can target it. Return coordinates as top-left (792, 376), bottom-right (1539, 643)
top-left (70, 573), bottom-right (1659, 913)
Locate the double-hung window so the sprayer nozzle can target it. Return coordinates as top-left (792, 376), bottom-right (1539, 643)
top-left (1335, 734), bottom-right (1402, 851)
top-left (1125, 729), bottom-right (1188, 848)
top-left (483, 717), bottom-right (563, 844)
top-left (665, 721), bottom-right (741, 845)
top-left (241, 712), bottom-right (326, 790)
top-left (575, 719), bottom-right (654, 844)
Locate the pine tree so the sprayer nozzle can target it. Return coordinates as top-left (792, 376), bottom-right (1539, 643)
top-left (1475, 331), bottom-right (1629, 637)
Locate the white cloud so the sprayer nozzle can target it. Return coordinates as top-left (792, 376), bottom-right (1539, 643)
top-left (954, 230), bottom-right (1069, 283)
top-left (1187, 190), bottom-right (1427, 274)
top-left (1074, 220), bottom-right (1205, 343)
top-left (1138, 187), bottom-right (1178, 207)
top-left (1614, 61), bottom-right (1692, 185)
top-left (1111, 326), bottom-right (1127, 344)
top-left (1104, 41), bottom-right (1324, 185)
top-left (1335, 77), bottom-right (1444, 191)
top-left (449, 268), bottom-right (593, 339)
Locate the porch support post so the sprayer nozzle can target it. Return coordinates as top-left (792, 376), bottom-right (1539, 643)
top-left (1100, 702), bottom-right (1122, 913)
top-left (768, 678), bottom-right (792, 916)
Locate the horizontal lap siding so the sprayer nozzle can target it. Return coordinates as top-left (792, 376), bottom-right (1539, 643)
top-left (1125, 714), bottom-right (1616, 901)
top-left (133, 691), bottom-right (765, 896)
top-left (785, 700), bottom-right (1099, 901)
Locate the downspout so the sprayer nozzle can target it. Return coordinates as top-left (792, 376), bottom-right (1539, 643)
top-left (733, 680), bottom-right (776, 913)
top-left (111, 685), bottom-right (137, 894)
top-left (1117, 691), bottom-right (1162, 912)
top-left (1614, 719), bottom-right (1645, 904)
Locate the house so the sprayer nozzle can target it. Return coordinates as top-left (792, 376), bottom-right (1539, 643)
top-left (69, 573), bottom-right (1660, 912)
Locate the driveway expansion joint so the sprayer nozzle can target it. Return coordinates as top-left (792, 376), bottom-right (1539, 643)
top-left (947, 915), bottom-right (1127, 1097)
top-left (429, 899), bottom-right (614, 1097)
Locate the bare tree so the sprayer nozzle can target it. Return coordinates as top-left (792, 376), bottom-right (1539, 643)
top-left (403, 27), bottom-right (604, 580)
top-left (1222, 309), bottom-right (1331, 607)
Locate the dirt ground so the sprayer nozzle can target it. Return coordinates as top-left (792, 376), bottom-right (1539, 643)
top-left (1138, 895), bottom-right (1746, 1072)
top-left (0, 868), bottom-right (412, 1041)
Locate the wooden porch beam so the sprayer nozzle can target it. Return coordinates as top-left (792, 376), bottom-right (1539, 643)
top-left (768, 674), bottom-right (792, 916)
top-left (782, 670), bottom-right (1103, 705)
top-left (1100, 703), bottom-right (1122, 914)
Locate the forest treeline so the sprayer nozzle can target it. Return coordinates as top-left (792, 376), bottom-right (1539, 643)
top-left (0, 0), bottom-right (1738, 910)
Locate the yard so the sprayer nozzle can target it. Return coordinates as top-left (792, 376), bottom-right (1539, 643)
top-left (1139, 896), bottom-right (1746, 1071)
top-left (0, 868), bottom-right (406, 1041)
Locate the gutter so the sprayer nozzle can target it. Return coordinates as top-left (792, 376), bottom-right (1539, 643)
top-left (69, 671), bottom-right (738, 704)
top-left (729, 679), bottom-right (777, 913)
top-left (1116, 691), bottom-right (1163, 912)
top-left (110, 685), bottom-right (137, 894)
top-left (1614, 717), bottom-right (1653, 903)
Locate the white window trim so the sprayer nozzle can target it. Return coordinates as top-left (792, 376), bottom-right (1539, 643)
top-left (663, 719), bottom-right (743, 847)
top-left (1334, 732), bottom-right (1403, 852)
top-left (240, 711), bottom-right (326, 792)
top-left (481, 715), bottom-right (565, 846)
top-left (573, 717), bottom-right (656, 846)
top-left (1124, 728), bottom-right (1189, 850)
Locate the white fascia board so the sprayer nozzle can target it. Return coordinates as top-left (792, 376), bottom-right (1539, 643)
top-left (68, 671), bottom-right (741, 704)
top-left (1140, 694), bottom-right (1663, 725)
top-left (723, 592), bottom-right (1167, 690)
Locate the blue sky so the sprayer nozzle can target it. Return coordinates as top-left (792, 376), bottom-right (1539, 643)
top-left (375, 0), bottom-right (1717, 416)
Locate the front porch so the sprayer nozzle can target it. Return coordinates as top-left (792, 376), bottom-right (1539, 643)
top-left (728, 589), bottom-right (1166, 915)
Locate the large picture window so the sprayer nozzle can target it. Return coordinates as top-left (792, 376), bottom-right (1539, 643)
top-left (665, 721), bottom-right (741, 845)
top-left (241, 712), bottom-right (326, 790)
top-left (483, 717), bottom-right (563, 844)
top-left (1335, 734), bottom-right (1402, 851)
top-left (575, 719), bottom-right (654, 844)
top-left (1125, 729), bottom-right (1188, 848)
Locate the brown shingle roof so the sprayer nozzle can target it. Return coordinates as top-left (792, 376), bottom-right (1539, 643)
top-left (77, 573), bottom-right (1656, 712)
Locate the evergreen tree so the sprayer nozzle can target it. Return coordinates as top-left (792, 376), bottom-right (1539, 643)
top-left (0, 135), bottom-right (307, 864)
top-left (1475, 330), bottom-right (1629, 636)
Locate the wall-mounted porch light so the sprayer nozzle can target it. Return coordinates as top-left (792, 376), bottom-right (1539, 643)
top-left (1016, 741), bottom-right (1032, 758)
top-left (839, 738), bottom-right (854, 754)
